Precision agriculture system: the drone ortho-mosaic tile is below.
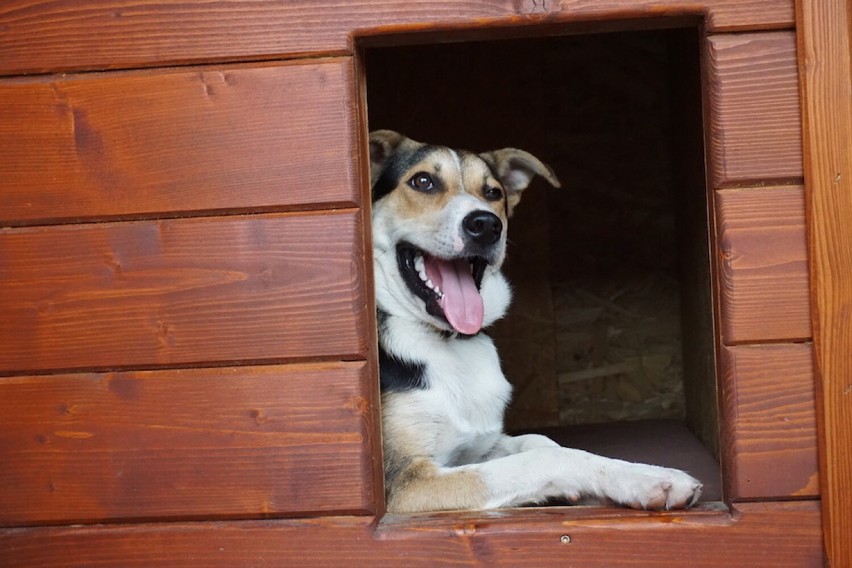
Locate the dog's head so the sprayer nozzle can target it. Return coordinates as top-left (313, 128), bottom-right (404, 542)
top-left (369, 130), bottom-right (560, 336)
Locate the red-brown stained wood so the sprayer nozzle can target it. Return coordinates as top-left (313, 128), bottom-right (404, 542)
top-left (718, 344), bottom-right (819, 501)
top-left (0, 1), bottom-right (793, 75)
top-left (0, 502), bottom-right (823, 566)
top-left (715, 186), bottom-right (811, 344)
top-left (0, 60), bottom-right (359, 226)
top-left (796, 0), bottom-right (852, 563)
top-left (705, 32), bottom-right (803, 187)
top-left (0, 362), bottom-right (376, 526)
top-left (0, 211), bottom-right (368, 373)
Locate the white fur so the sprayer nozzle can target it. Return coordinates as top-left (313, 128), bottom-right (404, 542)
top-left (381, 316), bottom-right (510, 465)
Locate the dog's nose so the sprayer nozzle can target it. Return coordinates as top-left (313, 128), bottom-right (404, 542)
top-left (462, 211), bottom-right (503, 246)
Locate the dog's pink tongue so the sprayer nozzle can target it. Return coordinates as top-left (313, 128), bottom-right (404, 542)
top-left (425, 256), bottom-right (484, 335)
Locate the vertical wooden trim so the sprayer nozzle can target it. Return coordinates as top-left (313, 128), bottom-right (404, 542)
top-left (795, 0), bottom-right (852, 565)
top-left (353, 47), bottom-right (386, 516)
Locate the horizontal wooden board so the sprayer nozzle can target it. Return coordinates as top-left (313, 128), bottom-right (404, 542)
top-left (0, 60), bottom-right (359, 226)
top-left (715, 186), bottom-right (811, 343)
top-left (0, 502), bottom-right (822, 566)
top-left (0, 211), bottom-right (367, 373)
top-left (719, 344), bottom-right (819, 500)
top-left (0, 1), bottom-right (793, 75)
top-left (705, 32), bottom-right (803, 187)
top-left (0, 362), bottom-right (376, 526)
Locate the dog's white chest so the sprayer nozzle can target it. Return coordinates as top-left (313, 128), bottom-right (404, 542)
top-left (418, 334), bottom-right (512, 464)
top-left (377, 311), bottom-right (513, 466)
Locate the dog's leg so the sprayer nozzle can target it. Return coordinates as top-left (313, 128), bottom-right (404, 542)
top-left (387, 443), bottom-right (701, 513)
top-left (386, 458), bottom-right (492, 513)
top-left (486, 433), bottom-right (562, 455)
top-left (469, 443), bottom-right (702, 510)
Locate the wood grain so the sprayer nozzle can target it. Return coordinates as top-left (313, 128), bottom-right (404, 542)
top-left (0, 60), bottom-right (359, 226)
top-left (715, 186), bottom-right (811, 344)
top-left (0, 211), bottom-right (368, 373)
top-left (0, 502), bottom-right (822, 566)
top-left (0, 362), bottom-right (375, 526)
top-left (0, 1), bottom-right (793, 75)
top-left (796, 0), bottom-right (852, 564)
top-left (705, 32), bottom-right (803, 187)
top-left (719, 344), bottom-right (819, 501)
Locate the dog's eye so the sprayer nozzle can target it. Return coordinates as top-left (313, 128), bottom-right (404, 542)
top-left (484, 186), bottom-right (504, 201)
top-left (408, 172), bottom-right (436, 193)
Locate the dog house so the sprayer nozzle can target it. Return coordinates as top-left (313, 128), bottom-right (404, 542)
top-left (1, 1), bottom-right (849, 566)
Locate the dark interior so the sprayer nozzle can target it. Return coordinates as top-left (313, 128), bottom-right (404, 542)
top-left (364, 24), bottom-right (721, 502)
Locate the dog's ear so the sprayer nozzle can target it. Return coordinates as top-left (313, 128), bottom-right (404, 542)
top-left (479, 148), bottom-right (561, 216)
top-left (369, 130), bottom-right (405, 185)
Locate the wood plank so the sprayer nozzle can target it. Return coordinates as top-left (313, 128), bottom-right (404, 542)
top-left (796, 0), bottom-right (852, 564)
top-left (0, 60), bottom-right (359, 226)
top-left (0, 502), bottom-right (822, 566)
top-left (705, 32), bottom-right (803, 187)
top-left (0, 211), bottom-right (367, 373)
top-left (718, 344), bottom-right (819, 501)
top-left (715, 186), bottom-right (811, 343)
top-left (669, 28), bottom-right (721, 455)
top-left (0, 362), bottom-right (375, 526)
top-left (0, 1), bottom-right (792, 76)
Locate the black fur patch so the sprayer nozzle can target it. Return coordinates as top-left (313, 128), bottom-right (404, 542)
top-left (372, 145), bottom-right (438, 202)
top-left (378, 345), bottom-right (427, 392)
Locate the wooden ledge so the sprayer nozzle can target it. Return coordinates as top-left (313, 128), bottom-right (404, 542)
top-left (0, 501), bottom-right (822, 566)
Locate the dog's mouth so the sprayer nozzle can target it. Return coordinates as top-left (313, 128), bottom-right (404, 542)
top-left (396, 242), bottom-right (489, 335)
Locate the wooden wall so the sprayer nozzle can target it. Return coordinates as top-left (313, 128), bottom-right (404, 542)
top-left (0, 0), bottom-right (824, 565)
top-left (704, 32), bottom-right (818, 503)
top-left (0, 55), bottom-right (381, 532)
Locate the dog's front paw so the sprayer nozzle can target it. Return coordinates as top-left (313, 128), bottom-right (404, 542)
top-left (608, 463), bottom-right (702, 510)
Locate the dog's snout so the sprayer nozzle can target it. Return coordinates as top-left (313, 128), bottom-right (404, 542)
top-left (463, 211), bottom-right (502, 246)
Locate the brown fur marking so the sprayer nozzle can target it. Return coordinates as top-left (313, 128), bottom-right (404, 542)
top-left (386, 459), bottom-right (490, 513)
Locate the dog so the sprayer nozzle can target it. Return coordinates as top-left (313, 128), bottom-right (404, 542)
top-left (370, 130), bottom-right (702, 514)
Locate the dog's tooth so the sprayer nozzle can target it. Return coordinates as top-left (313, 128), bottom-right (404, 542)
top-left (415, 255), bottom-right (430, 283)
top-left (425, 279), bottom-right (434, 289)
top-left (435, 286), bottom-right (442, 296)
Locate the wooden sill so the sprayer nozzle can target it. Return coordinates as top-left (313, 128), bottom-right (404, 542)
top-left (377, 501), bottom-right (731, 537)
top-left (0, 502), bottom-right (821, 566)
